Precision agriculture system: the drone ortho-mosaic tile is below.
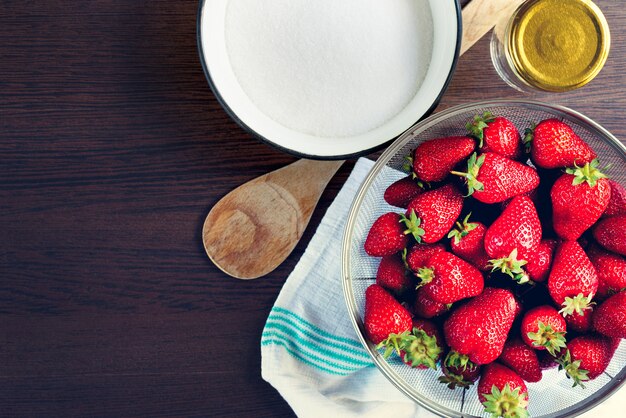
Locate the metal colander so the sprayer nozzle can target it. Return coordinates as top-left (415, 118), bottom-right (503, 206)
top-left (341, 100), bottom-right (626, 418)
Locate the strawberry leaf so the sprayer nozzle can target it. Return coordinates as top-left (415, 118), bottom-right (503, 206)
top-left (527, 321), bottom-right (567, 357)
top-left (481, 383), bottom-right (529, 418)
top-left (401, 210), bottom-right (425, 243)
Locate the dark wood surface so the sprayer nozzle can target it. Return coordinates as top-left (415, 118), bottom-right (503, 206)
top-left (1, 0), bottom-right (624, 416)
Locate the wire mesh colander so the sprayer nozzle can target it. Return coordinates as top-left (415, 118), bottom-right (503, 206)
top-left (342, 100), bottom-right (626, 418)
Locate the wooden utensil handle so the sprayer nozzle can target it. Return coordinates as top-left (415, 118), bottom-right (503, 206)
top-left (461, 0), bottom-right (525, 55)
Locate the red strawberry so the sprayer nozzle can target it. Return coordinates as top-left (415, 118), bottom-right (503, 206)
top-left (452, 152), bottom-right (539, 204)
top-left (484, 196), bottom-right (542, 283)
top-left (416, 251), bottom-right (484, 304)
top-left (363, 284), bottom-right (413, 345)
top-left (439, 351), bottom-right (481, 389)
top-left (412, 287), bottom-right (451, 319)
top-left (558, 334), bottom-right (616, 387)
top-left (604, 179), bottom-right (626, 217)
top-left (521, 305), bottom-right (567, 356)
top-left (376, 253), bottom-right (412, 295)
top-left (405, 184), bottom-right (464, 244)
top-left (499, 337), bottom-right (543, 383)
top-left (478, 363), bottom-right (529, 418)
top-left (383, 176), bottom-right (424, 208)
top-left (412, 136), bottom-right (475, 182)
top-left (565, 306), bottom-right (594, 333)
top-left (593, 215), bottom-right (626, 256)
top-left (401, 319), bottom-right (444, 369)
top-left (524, 239), bottom-right (557, 283)
top-left (467, 112), bottom-right (522, 159)
top-left (551, 160), bottom-right (611, 240)
top-left (364, 213), bottom-right (411, 257)
top-left (444, 288), bottom-right (519, 365)
top-left (548, 241), bottom-right (598, 317)
top-left (593, 291), bottom-right (626, 338)
top-left (405, 243), bottom-right (446, 272)
top-left (524, 119), bottom-right (597, 169)
top-left (448, 213), bottom-right (490, 271)
top-left (587, 245), bottom-right (626, 300)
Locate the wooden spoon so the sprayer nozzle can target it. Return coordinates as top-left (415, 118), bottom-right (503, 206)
top-left (202, 0), bottom-right (522, 279)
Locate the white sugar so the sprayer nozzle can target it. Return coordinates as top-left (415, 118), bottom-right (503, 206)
top-left (224, 0), bottom-right (434, 138)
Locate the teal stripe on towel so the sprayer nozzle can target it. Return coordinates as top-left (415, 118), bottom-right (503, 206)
top-left (262, 324), bottom-right (371, 368)
top-left (270, 306), bottom-right (366, 350)
top-left (264, 315), bottom-right (371, 362)
top-left (262, 307), bottom-right (374, 375)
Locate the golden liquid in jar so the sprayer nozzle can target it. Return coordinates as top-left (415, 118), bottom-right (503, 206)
top-left (506, 0), bottom-right (610, 92)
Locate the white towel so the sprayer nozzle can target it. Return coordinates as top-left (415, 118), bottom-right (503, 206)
top-left (260, 157), bottom-right (626, 418)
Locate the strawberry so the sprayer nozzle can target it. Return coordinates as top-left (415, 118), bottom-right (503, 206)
top-left (405, 243), bottom-right (446, 272)
top-left (363, 284), bottom-right (413, 345)
top-left (444, 288), bottom-right (519, 365)
top-left (452, 152), bottom-right (539, 204)
top-left (383, 176), bottom-right (424, 208)
top-left (551, 160), bottom-right (611, 240)
top-left (412, 287), bottom-right (451, 319)
top-left (401, 319), bottom-right (444, 369)
top-left (416, 251), bottom-right (484, 304)
top-left (405, 184), bottom-right (464, 244)
top-left (604, 179), bottom-right (626, 217)
top-left (448, 213), bottom-right (490, 271)
top-left (412, 136), bottom-right (475, 182)
top-left (524, 119), bottom-right (597, 169)
top-left (521, 305), bottom-right (567, 356)
top-left (364, 212), bottom-right (414, 257)
top-left (587, 245), bottom-right (626, 301)
top-left (524, 239), bottom-right (557, 283)
top-left (565, 306), bottom-right (594, 333)
top-left (478, 363), bottom-right (529, 418)
top-left (376, 253), bottom-right (412, 295)
top-left (499, 337), bottom-right (543, 383)
top-left (467, 112), bottom-right (522, 160)
top-left (439, 351), bottom-right (481, 389)
top-left (484, 196), bottom-right (542, 283)
top-left (593, 291), bottom-right (626, 338)
top-left (558, 334), bottom-right (616, 387)
top-left (548, 241), bottom-right (598, 317)
top-left (593, 215), bottom-right (626, 256)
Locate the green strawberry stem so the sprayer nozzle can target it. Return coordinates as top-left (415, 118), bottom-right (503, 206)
top-left (566, 159), bottom-right (609, 187)
top-left (489, 249), bottom-right (531, 284)
top-left (522, 123), bottom-right (536, 154)
top-left (482, 383), bottom-right (529, 418)
top-left (438, 371), bottom-right (473, 390)
top-left (402, 153), bottom-right (414, 174)
top-left (466, 111), bottom-right (495, 147)
top-left (447, 212), bottom-right (478, 245)
top-left (526, 321), bottom-right (567, 357)
top-left (400, 210), bottom-right (425, 243)
top-left (444, 350), bottom-right (475, 372)
top-left (450, 153), bottom-right (485, 197)
top-left (376, 330), bottom-right (414, 359)
top-left (558, 293), bottom-right (595, 317)
top-left (402, 328), bottom-right (442, 370)
top-left (557, 350), bottom-right (590, 388)
top-left (415, 266), bottom-right (435, 289)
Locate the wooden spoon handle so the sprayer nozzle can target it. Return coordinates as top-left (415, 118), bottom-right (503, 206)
top-left (461, 0), bottom-right (525, 55)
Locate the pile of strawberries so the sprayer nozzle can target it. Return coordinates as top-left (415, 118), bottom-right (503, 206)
top-left (362, 112), bottom-right (626, 418)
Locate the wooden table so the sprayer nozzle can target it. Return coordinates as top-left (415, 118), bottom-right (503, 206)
top-left (1, 0), bottom-right (624, 416)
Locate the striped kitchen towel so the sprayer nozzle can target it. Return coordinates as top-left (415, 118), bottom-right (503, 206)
top-left (260, 157), bottom-right (436, 418)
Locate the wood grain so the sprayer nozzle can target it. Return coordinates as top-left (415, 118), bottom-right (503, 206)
top-left (203, 159), bottom-right (343, 279)
top-left (0, 0), bottom-right (624, 416)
